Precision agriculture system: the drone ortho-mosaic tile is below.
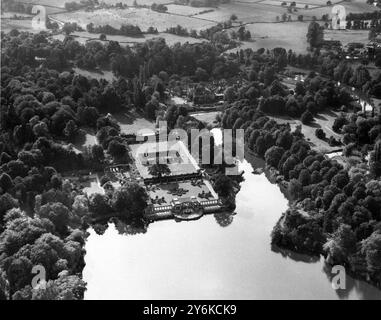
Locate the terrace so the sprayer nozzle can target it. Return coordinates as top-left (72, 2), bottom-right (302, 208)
top-left (147, 178), bottom-right (217, 206)
top-left (145, 178), bottom-right (223, 221)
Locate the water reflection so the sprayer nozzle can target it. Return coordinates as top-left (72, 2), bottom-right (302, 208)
top-left (271, 245), bottom-right (320, 263)
top-left (113, 218), bottom-right (148, 236)
top-left (214, 212), bottom-right (235, 228)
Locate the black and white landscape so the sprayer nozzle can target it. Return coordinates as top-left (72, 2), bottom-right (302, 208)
top-left (1, 0), bottom-right (381, 300)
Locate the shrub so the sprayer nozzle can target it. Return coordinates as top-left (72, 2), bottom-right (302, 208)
top-left (315, 128), bottom-right (326, 140)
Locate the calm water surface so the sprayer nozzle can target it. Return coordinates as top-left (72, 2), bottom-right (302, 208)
top-left (83, 128), bottom-right (381, 299)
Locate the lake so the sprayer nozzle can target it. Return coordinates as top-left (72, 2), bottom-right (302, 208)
top-left (82, 127), bottom-right (381, 300)
top-left (83, 161), bottom-right (381, 300)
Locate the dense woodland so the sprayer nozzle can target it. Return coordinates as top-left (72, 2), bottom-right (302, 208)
top-left (0, 30), bottom-right (242, 299)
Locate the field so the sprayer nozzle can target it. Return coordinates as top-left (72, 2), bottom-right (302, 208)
top-left (1, 17), bottom-right (35, 33)
top-left (237, 0), bottom-right (341, 3)
top-left (294, 0), bottom-right (376, 20)
top-left (53, 30), bottom-right (205, 46)
top-left (259, 0), bottom-right (320, 9)
top-left (17, 0), bottom-right (67, 8)
top-left (100, 0), bottom-right (171, 5)
top-left (324, 29), bottom-right (370, 46)
top-left (197, 3), bottom-right (285, 23)
top-left (53, 7), bottom-right (218, 32)
top-left (165, 4), bottom-right (213, 16)
top-left (231, 21), bottom-right (311, 53)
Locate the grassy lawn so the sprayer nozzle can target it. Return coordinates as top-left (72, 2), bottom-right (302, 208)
top-left (270, 110), bottom-right (343, 153)
top-left (324, 29), bottom-right (370, 46)
top-left (113, 110), bottom-right (156, 135)
top-left (73, 67), bottom-right (116, 82)
top-left (190, 111), bottom-right (220, 127)
top-left (53, 7), bottom-right (218, 32)
top-left (235, 21), bottom-right (310, 53)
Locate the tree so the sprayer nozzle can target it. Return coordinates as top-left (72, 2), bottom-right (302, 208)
top-left (230, 14), bottom-right (237, 21)
top-left (288, 179), bottom-right (303, 199)
top-left (91, 144), bottom-right (104, 163)
top-left (224, 86), bottom-right (236, 103)
top-left (37, 202), bottom-right (71, 234)
top-left (370, 141), bottom-right (381, 177)
top-left (0, 173), bottom-right (14, 192)
top-left (14, 274), bottom-right (87, 300)
top-left (33, 122), bottom-right (49, 137)
top-left (315, 128), bottom-right (326, 140)
top-left (89, 193), bottom-right (111, 217)
top-left (361, 231), bottom-right (381, 277)
top-left (111, 183), bottom-right (148, 220)
top-left (213, 174), bottom-right (234, 198)
top-left (307, 21), bottom-right (323, 48)
top-left (63, 120), bottom-right (78, 140)
top-left (301, 110), bottom-right (314, 124)
top-left (332, 115), bottom-right (348, 132)
top-left (195, 67), bottom-right (209, 82)
top-left (299, 169), bottom-right (311, 186)
top-left (265, 146), bottom-right (285, 167)
top-left (148, 163), bottom-right (171, 178)
top-left (255, 136), bottom-right (266, 156)
top-left (107, 140), bottom-right (126, 159)
top-left (0, 193), bottom-right (19, 220)
top-left (324, 224), bottom-right (356, 265)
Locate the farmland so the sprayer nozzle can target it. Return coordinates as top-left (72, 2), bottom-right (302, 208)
top-left (16, 0), bottom-right (67, 8)
top-left (233, 21), bottom-right (311, 53)
top-left (1, 0), bottom-right (379, 52)
top-left (324, 29), bottom-right (370, 46)
top-left (52, 7), bottom-right (218, 32)
top-left (100, 0), bottom-right (171, 5)
top-left (52, 30), bottom-right (205, 45)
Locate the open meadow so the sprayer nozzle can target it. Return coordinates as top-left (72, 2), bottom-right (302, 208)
top-left (52, 7), bottom-right (218, 32)
top-left (231, 21), bottom-right (311, 53)
top-left (18, 0), bottom-right (67, 8)
top-left (324, 29), bottom-right (370, 46)
top-left (52, 30), bottom-right (206, 45)
top-left (100, 0), bottom-right (171, 5)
